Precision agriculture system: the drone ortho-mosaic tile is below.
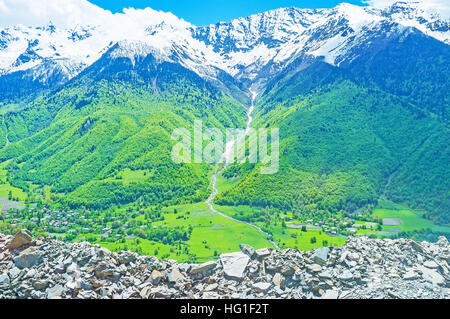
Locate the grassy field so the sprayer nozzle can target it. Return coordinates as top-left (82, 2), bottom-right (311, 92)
top-left (373, 200), bottom-right (450, 234)
top-left (85, 202), bottom-right (273, 263)
top-left (158, 203), bottom-right (272, 262)
top-left (215, 204), bottom-right (346, 250)
top-left (0, 184), bottom-right (27, 201)
top-left (86, 200), bottom-right (346, 262)
top-left (0, 161), bottom-right (28, 202)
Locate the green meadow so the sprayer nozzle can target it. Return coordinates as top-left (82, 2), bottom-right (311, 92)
top-left (373, 200), bottom-right (450, 234)
top-left (158, 203), bottom-right (272, 261)
top-left (89, 202), bottom-right (272, 263)
top-left (0, 161), bottom-right (27, 202)
top-left (215, 204), bottom-right (346, 250)
top-left (75, 200), bottom-right (346, 263)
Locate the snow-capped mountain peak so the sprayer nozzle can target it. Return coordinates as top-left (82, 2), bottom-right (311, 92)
top-left (0, 1), bottom-right (448, 92)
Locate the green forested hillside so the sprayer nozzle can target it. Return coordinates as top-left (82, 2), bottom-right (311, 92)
top-left (0, 38), bottom-right (448, 228)
top-left (0, 54), bottom-right (246, 209)
top-left (217, 63), bottom-right (449, 224)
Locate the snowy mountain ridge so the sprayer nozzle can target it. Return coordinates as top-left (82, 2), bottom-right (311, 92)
top-left (0, 1), bottom-right (448, 90)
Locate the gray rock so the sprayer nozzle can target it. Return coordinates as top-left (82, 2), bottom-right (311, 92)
top-left (308, 264), bottom-right (322, 273)
top-left (339, 290), bottom-right (352, 299)
top-left (281, 264), bottom-right (295, 276)
top-left (344, 259), bottom-right (357, 268)
top-left (445, 256), bottom-right (450, 265)
top-left (94, 264), bottom-right (120, 280)
top-left (338, 270), bottom-right (354, 281)
top-left (252, 282), bottom-right (271, 293)
top-left (9, 267), bottom-right (21, 279)
top-left (25, 268), bottom-right (37, 279)
top-left (8, 229), bottom-right (33, 250)
top-left (190, 261), bottom-right (217, 274)
top-left (151, 270), bottom-right (163, 284)
top-left (14, 248), bottom-right (42, 269)
top-left (418, 266), bottom-right (445, 286)
top-left (255, 248), bottom-right (271, 259)
top-left (348, 252), bottom-right (360, 261)
top-left (168, 266), bottom-right (184, 283)
top-left (221, 252), bottom-right (250, 281)
top-left (117, 251), bottom-right (137, 265)
top-left (81, 282), bottom-right (93, 290)
top-left (313, 247), bottom-right (330, 266)
top-left (240, 244), bottom-right (256, 258)
top-left (67, 262), bottom-right (81, 275)
top-left (423, 260), bottom-right (439, 269)
top-left (66, 277), bottom-right (81, 290)
top-left (322, 289), bottom-right (339, 299)
top-left (47, 285), bottom-right (65, 299)
top-left (272, 273), bottom-right (285, 287)
top-left (319, 271), bottom-right (333, 280)
top-left (313, 285), bottom-right (325, 296)
top-left (436, 236), bottom-right (449, 247)
top-left (411, 241), bottom-right (425, 253)
top-left (205, 283), bottom-right (218, 292)
top-left (339, 251), bottom-right (349, 264)
top-left (33, 280), bottom-right (50, 290)
top-left (54, 264), bottom-right (65, 274)
top-left (177, 263), bottom-right (191, 273)
top-left (403, 270), bottom-right (419, 281)
top-left (140, 286), bottom-right (151, 299)
top-left (0, 273), bottom-right (10, 286)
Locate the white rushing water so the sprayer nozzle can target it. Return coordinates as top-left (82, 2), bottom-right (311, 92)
top-left (220, 90), bottom-right (257, 165)
top-left (4, 121), bottom-right (9, 146)
top-left (205, 90), bottom-right (280, 250)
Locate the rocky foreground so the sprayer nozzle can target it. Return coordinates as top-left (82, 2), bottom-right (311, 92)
top-left (0, 231), bottom-right (449, 299)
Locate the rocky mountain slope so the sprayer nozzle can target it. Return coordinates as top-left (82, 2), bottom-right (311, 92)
top-left (0, 231), bottom-right (449, 299)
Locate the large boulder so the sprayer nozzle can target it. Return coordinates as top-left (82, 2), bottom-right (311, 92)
top-left (418, 265), bottom-right (445, 286)
top-left (220, 252), bottom-right (250, 281)
top-left (151, 270), bottom-right (163, 284)
top-left (13, 248), bottom-right (42, 269)
top-left (8, 230), bottom-right (33, 250)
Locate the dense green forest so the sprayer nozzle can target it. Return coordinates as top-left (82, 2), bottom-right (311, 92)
top-left (217, 62), bottom-right (449, 224)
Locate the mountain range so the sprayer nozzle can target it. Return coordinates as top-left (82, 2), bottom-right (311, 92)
top-left (0, 1), bottom-right (449, 99)
top-left (0, 0), bottom-right (449, 229)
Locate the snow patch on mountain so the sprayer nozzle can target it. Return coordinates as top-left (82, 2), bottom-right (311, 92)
top-left (0, 1), bottom-right (448, 89)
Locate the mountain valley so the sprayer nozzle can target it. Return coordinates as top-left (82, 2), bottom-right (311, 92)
top-left (0, 0), bottom-right (448, 264)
